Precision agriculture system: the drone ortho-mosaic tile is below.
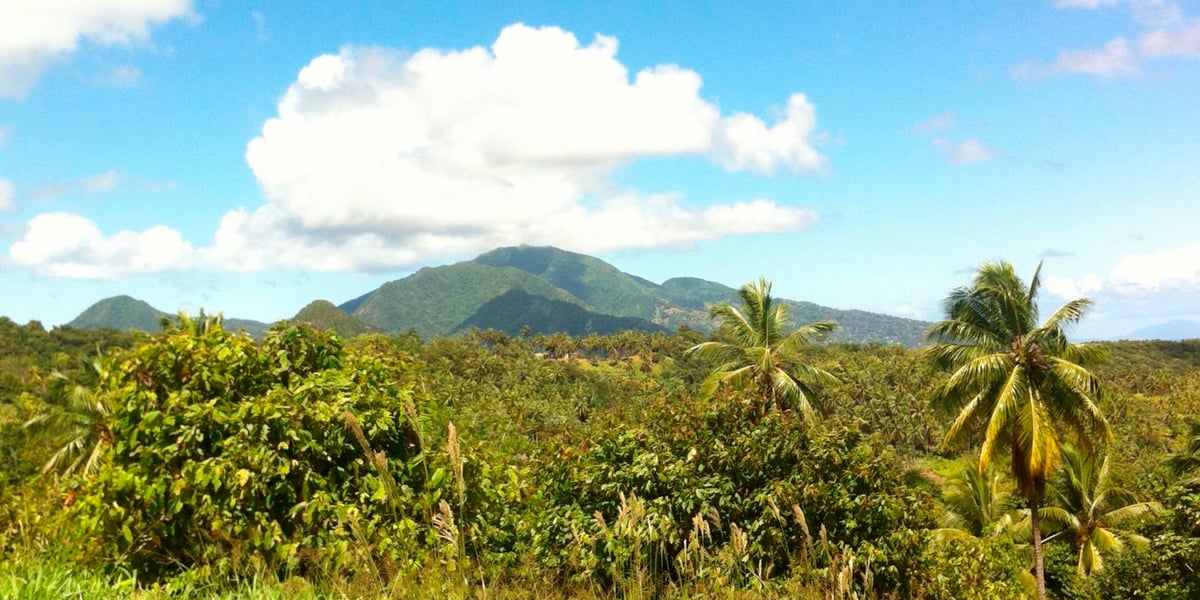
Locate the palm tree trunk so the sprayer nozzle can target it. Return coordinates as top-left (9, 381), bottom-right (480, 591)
top-left (1031, 495), bottom-right (1047, 600)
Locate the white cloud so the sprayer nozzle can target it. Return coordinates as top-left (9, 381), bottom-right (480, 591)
top-left (948, 138), bottom-right (1001, 164)
top-left (1139, 18), bottom-right (1200, 57)
top-left (9, 212), bottom-right (195, 278)
top-left (0, 0), bottom-right (193, 98)
top-left (1042, 240), bottom-right (1200, 321)
top-left (1015, 38), bottom-right (1140, 78)
top-left (1044, 274), bottom-right (1104, 298)
top-left (0, 178), bottom-right (14, 212)
top-left (1110, 240), bottom-right (1200, 290)
top-left (220, 23), bottom-right (825, 272)
top-left (893, 304), bottom-right (923, 320)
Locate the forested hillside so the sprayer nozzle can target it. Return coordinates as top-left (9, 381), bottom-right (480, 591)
top-left (1, 301), bottom-right (1197, 598)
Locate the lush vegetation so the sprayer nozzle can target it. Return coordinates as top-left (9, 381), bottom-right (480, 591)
top-left (2, 272), bottom-right (1198, 598)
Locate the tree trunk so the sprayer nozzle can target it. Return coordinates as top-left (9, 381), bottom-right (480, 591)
top-left (1031, 496), bottom-right (1047, 600)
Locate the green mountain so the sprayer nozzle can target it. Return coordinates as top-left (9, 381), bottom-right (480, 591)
top-left (65, 247), bottom-right (929, 346)
top-left (292, 300), bottom-right (376, 338)
top-left (223, 318), bottom-right (273, 339)
top-left (341, 261), bottom-right (590, 338)
top-left (67, 295), bottom-right (168, 332)
top-left (68, 296), bottom-right (271, 338)
top-left (474, 246), bottom-right (660, 319)
top-left (340, 245), bottom-right (930, 346)
top-left (454, 289), bottom-right (666, 337)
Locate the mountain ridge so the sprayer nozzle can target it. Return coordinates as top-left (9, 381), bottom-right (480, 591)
top-left (63, 246), bottom-right (931, 346)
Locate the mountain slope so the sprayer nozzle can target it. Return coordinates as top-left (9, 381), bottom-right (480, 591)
top-left (68, 296), bottom-right (168, 332)
top-left (292, 300), bottom-right (376, 338)
top-left (474, 245), bottom-right (661, 319)
top-left (454, 289), bottom-right (667, 336)
top-left (68, 296), bottom-right (271, 338)
top-left (342, 261), bottom-right (592, 338)
top-left (340, 246), bottom-right (930, 346)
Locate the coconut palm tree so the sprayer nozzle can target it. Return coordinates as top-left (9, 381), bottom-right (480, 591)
top-left (685, 277), bottom-right (838, 420)
top-left (1166, 420), bottom-right (1200, 484)
top-left (23, 357), bottom-right (115, 478)
top-left (936, 461), bottom-right (1017, 539)
top-left (925, 261), bottom-right (1111, 600)
top-left (1038, 444), bottom-right (1159, 576)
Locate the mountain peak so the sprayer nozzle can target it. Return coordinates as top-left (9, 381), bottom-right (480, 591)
top-left (68, 296), bottom-right (168, 332)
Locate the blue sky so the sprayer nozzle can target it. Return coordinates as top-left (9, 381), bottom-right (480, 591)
top-left (1, 1), bottom-right (1198, 339)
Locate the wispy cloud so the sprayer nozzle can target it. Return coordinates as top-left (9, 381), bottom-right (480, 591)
top-left (1014, 38), bottom-right (1140, 79)
top-left (912, 113), bottom-right (1001, 166)
top-left (32, 171), bottom-right (123, 202)
top-left (1139, 17), bottom-right (1200, 57)
top-left (93, 64), bottom-right (144, 87)
top-left (251, 11), bottom-right (269, 43)
top-left (947, 138), bottom-right (1001, 165)
top-left (908, 112), bottom-right (955, 134)
top-left (1039, 248), bottom-right (1074, 258)
top-left (0, 178), bottom-right (15, 212)
top-left (1018, 5), bottom-right (1199, 79)
top-left (0, 0), bottom-right (195, 99)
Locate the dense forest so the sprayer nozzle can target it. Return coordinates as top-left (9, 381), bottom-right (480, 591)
top-left (1, 268), bottom-right (1198, 599)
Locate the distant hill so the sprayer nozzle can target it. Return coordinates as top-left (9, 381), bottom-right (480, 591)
top-left (68, 296), bottom-right (271, 338)
top-left (1118, 320), bottom-right (1200, 341)
top-left (474, 246), bottom-right (661, 319)
top-left (68, 295), bottom-right (168, 332)
top-left (292, 300), bottom-right (376, 338)
top-left (341, 245), bottom-right (930, 346)
top-left (64, 246), bottom-right (931, 346)
top-left (340, 261), bottom-right (589, 338)
top-left (454, 289), bottom-right (666, 336)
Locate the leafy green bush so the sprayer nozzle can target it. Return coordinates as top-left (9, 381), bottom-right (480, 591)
top-left (912, 536), bottom-right (1030, 600)
top-left (71, 325), bottom-right (429, 578)
top-left (531, 401), bottom-right (935, 595)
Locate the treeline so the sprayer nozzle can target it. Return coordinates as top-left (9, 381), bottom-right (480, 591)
top-left (0, 314), bottom-right (1197, 598)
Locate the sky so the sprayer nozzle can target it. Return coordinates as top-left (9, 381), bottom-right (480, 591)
top-left (0, 0), bottom-right (1198, 339)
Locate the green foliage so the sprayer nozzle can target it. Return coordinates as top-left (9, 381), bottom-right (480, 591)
top-left (475, 245), bottom-right (662, 319)
top-left (2, 317), bottom-right (1198, 597)
top-left (1087, 484), bottom-right (1200, 599)
top-left (70, 324), bottom-right (430, 577)
top-left (290, 300), bottom-right (377, 339)
top-left (1039, 444), bottom-right (1159, 576)
top-left (687, 278), bottom-right (839, 419)
top-left (532, 404), bottom-right (935, 595)
top-left (925, 260), bottom-right (1111, 600)
top-left (345, 261), bottom-right (585, 337)
top-left (454, 289), bottom-right (665, 336)
top-left (913, 536), bottom-right (1030, 599)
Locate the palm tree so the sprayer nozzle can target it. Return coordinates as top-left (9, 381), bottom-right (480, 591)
top-left (936, 461), bottom-right (1017, 539)
top-left (1166, 420), bottom-right (1200, 484)
top-left (160, 309), bottom-right (225, 336)
top-left (1038, 444), bottom-right (1159, 576)
top-left (925, 261), bottom-right (1111, 600)
top-left (685, 278), bottom-right (838, 420)
top-left (23, 357), bottom-right (116, 478)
